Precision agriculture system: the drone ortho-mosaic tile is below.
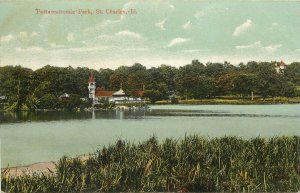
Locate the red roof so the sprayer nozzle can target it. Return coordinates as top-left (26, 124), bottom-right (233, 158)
top-left (88, 73), bottom-right (95, 83)
top-left (95, 88), bottom-right (115, 97)
top-left (276, 60), bottom-right (287, 67)
top-left (95, 91), bottom-right (115, 97)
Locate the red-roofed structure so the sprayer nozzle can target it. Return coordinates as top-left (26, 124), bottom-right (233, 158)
top-left (275, 60), bottom-right (287, 73)
top-left (95, 87), bottom-right (116, 100)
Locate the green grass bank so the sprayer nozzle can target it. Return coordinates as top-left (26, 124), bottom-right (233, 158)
top-left (155, 97), bottom-right (300, 105)
top-left (2, 135), bottom-right (300, 192)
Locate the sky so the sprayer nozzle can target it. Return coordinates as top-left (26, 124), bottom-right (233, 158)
top-left (0, 0), bottom-right (300, 70)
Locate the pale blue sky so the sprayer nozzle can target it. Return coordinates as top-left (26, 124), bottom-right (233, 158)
top-left (0, 0), bottom-right (300, 69)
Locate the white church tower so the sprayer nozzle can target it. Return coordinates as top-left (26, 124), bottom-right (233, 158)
top-left (88, 73), bottom-right (97, 106)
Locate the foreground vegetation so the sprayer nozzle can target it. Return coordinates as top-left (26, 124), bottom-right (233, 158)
top-left (0, 60), bottom-right (300, 110)
top-left (2, 136), bottom-right (300, 192)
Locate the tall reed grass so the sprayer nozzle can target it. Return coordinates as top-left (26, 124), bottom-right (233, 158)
top-left (2, 135), bottom-right (300, 192)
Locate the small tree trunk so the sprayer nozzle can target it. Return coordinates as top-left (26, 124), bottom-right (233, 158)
top-left (251, 91), bottom-right (254, 101)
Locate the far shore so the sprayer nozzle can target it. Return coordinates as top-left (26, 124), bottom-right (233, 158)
top-left (1, 97), bottom-right (300, 112)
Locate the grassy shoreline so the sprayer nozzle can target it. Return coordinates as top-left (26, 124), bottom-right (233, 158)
top-left (2, 135), bottom-right (300, 192)
top-left (155, 97), bottom-right (300, 105)
top-left (1, 97), bottom-right (300, 112)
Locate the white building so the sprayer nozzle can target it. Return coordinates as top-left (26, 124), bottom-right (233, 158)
top-left (88, 73), bottom-right (98, 105)
top-left (275, 60), bottom-right (287, 73)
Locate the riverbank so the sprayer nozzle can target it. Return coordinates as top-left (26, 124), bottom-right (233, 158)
top-left (2, 136), bottom-right (299, 193)
top-left (156, 97), bottom-right (300, 105)
top-left (1, 97), bottom-right (300, 112)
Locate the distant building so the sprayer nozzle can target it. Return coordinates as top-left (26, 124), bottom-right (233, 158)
top-left (95, 87), bottom-right (115, 101)
top-left (59, 93), bottom-right (70, 100)
top-left (88, 75), bottom-right (144, 104)
top-left (95, 87), bottom-right (143, 104)
top-left (275, 60), bottom-right (287, 73)
top-left (88, 73), bottom-right (98, 105)
top-left (0, 95), bottom-right (7, 100)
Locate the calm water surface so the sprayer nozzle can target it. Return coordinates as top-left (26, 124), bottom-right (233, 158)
top-left (0, 104), bottom-right (299, 167)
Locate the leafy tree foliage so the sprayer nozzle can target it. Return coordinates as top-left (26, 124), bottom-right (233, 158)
top-left (0, 60), bottom-right (299, 109)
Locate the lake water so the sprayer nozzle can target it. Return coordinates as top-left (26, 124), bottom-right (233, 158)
top-left (0, 104), bottom-right (299, 167)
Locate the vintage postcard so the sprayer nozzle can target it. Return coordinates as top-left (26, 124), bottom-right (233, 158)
top-left (0, 0), bottom-right (299, 192)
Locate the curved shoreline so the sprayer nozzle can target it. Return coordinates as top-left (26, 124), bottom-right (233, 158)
top-left (1, 155), bottom-right (90, 176)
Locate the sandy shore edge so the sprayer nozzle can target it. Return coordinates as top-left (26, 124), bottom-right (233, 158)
top-left (1, 155), bottom-right (90, 176)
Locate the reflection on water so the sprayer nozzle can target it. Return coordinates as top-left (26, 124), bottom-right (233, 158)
top-left (1, 105), bottom-right (299, 124)
top-left (0, 104), bottom-right (299, 167)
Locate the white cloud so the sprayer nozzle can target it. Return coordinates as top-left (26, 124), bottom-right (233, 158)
top-left (84, 12), bottom-right (126, 35)
top-left (235, 41), bottom-right (282, 52)
top-left (68, 46), bottom-right (108, 52)
top-left (183, 49), bottom-right (209, 53)
top-left (1, 34), bottom-right (14, 42)
top-left (167, 37), bottom-right (191, 47)
top-left (115, 30), bottom-right (142, 39)
top-left (232, 19), bottom-right (252, 36)
top-left (265, 44), bottom-right (282, 52)
top-left (66, 33), bottom-right (74, 42)
top-left (155, 18), bottom-right (167, 30)
top-left (182, 21), bottom-right (192, 30)
top-left (125, 47), bottom-right (149, 51)
top-left (97, 34), bottom-right (115, 40)
top-left (235, 41), bottom-right (262, 49)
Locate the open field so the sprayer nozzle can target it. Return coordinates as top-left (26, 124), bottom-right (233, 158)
top-left (2, 135), bottom-right (300, 192)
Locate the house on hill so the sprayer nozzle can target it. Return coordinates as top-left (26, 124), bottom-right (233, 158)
top-left (275, 60), bottom-right (287, 73)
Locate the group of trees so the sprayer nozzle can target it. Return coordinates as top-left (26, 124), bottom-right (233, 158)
top-left (0, 60), bottom-right (299, 110)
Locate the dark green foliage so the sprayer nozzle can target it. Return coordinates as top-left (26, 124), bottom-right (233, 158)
top-left (2, 136), bottom-right (300, 192)
top-left (37, 94), bottom-right (59, 109)
top-left (143, 90), bottom-right (163, 104)
top-left (0, 60), bottom-right (299, 109)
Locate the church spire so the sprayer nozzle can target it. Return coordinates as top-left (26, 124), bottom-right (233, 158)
top-left (89, 72), bottom-right (95, 83)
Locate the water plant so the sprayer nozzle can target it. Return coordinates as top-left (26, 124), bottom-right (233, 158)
top-left (2, 135), bottom-right (300, 192)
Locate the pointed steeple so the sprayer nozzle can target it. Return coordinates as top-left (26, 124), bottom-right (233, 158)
top-left (89, 72), bottom-right (95, 83)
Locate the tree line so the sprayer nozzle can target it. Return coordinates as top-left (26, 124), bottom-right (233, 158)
top-left (0, 60), bottom-right (299, 110)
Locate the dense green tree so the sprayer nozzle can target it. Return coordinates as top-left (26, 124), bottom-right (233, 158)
top-left (38, 94), bottom-right (60, 109)
top-left (98, 68), bottom-right (113, 89)
top-left (1, 60), bottom-right (299, 111)
top-left (232, 73), bottom-right (257, 97)
top-left (110, 66), bottom-right (130, 90)
top-left (284, 62), bottom-right (300, 85)
top-left (143, 90), bottom-right (163, 104)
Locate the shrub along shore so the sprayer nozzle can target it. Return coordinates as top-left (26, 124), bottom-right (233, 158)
top-left (157, 97), bottom-right (300, 105)
top-left (2, 135), bottom-right (300, 192)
